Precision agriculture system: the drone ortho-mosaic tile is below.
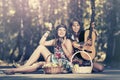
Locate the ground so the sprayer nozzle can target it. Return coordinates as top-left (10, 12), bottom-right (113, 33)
top-left (0, 66), bottom-right (120, 80)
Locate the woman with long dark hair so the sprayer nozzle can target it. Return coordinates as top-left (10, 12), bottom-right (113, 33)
top-left (69, 18), bottom-right (104, 72)
top-left (3, 24), bottom-right (73, 74)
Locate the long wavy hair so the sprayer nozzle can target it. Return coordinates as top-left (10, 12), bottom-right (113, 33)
top-left (55, 24), bottom-right (68, 46)
top-left (55, 24), bottom-right (67, 38)
top-left (69, 18), bottom-right (84, 37)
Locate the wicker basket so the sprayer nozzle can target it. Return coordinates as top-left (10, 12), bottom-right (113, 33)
top-left (42, 54), bottom-right (64, 74)
top-left (43, 66), bottom-right (63, 74)
top-left (71, 51), bottom-right (93, 73)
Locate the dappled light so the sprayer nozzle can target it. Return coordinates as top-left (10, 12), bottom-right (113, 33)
top-left (0, 0), bottom-right (120, 67)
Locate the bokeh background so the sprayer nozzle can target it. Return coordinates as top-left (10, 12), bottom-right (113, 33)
top-left (0, 0), bottom-right (120, 68)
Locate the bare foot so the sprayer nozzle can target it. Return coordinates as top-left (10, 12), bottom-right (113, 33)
top-left (3, 70), bottom-right (15, 75)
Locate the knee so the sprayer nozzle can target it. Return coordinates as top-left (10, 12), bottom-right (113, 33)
top-left (99, 65), bottom-right (104, 71)
top-left (32, 63), bottom-right (41, 71)
top-left (37, 45), bottom-right (46, 50)
top-left (93, 63), bottom-right (104, 72)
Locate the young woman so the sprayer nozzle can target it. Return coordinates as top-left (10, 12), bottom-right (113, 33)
top-left (69, 19), bottom-right (104, 72)
top-left (3, 24), bottom-right (73, 74)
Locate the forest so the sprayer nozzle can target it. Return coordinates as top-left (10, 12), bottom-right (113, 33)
top-left (0, 0), bottom-right (120, 68)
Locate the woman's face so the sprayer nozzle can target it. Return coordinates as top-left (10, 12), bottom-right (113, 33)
top-left (91, 22), bottom-right (95, 28)
top-left (57, 27), bottom-right (66, 38)
top-left (72, 21), bottom-right (80, 33)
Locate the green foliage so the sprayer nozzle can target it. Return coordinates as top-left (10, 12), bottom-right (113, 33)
top-left (0, 0), bottom-right (120, 66)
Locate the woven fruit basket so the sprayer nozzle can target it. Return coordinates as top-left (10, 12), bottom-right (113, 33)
top-left (42, 63), bottom-right (63, 74)
top-left (71, 51), bottom-right (93, 73)
top-left (43, 66), bottom-right (63, 74)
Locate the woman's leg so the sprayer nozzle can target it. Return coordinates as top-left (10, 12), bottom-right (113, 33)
top-left (3, 45), bottom-right (52, 74)
top-left (3, 62), bottom-right (45, 74)
top-left (93, 62), bottom-right (104, 72)
top-left (24, 45), bottom-right (51, 66)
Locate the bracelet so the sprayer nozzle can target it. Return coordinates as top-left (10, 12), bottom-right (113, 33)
top-left (46, 31), bottom-right (50, 34)
top-left (44, 35), bottom-right (47, 38)
top-left (43, 31), bottom-right (50, 38)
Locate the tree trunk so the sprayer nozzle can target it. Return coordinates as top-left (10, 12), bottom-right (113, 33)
top-left (105, 0), bottom-right (117, 64)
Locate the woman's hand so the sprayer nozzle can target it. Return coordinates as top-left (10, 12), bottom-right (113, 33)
top-left (39, 23), bottom-right (52, 45)
top-left (72, 41), bottom-right (81, 49)
top-left (45, 22), bottom-right (53, 31)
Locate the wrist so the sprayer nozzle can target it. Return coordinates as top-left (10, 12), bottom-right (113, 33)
top-left (46, 31), bottom-right (50, 34)
top-left (43, 31), bottom-right (50, 38)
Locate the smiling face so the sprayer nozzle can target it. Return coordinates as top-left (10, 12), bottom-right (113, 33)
top-left (57, 27), bottom-right (66, 38)
top-left (72, 21), bottom-right (80, 33)
top-left (91, 22), bottom-right (95, 28)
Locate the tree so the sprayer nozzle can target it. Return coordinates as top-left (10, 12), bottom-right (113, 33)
top-left (105, 0), bottom-right (117, 64)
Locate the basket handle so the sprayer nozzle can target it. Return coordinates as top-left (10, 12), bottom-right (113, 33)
top-left (71, 51), bottom-right (93, 67)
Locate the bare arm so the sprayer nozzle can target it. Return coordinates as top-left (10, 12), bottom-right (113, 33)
top-left (61, 38), bottom-right (73, 61)
top-left (39, 31), bottom-right (55, 46)
top-left (72, 41), bottom-right (81, 49)
top-left (39, 22), bottom-right (54, 46)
